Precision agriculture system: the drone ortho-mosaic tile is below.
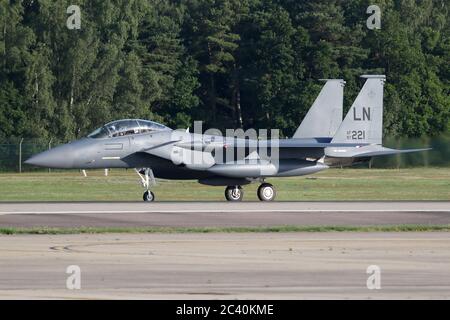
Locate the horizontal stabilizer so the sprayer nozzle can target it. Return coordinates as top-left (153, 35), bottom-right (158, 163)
top-left (325, 145), bottom-right (431, 158)
top-left (352, 147), bottom-right (432, 158)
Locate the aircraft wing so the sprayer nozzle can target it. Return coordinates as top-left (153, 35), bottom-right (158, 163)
top-left (138, 136), bottom-right (430, 167)
top-left (174, 138), bottom-right (363, 150)
top-left (142, 140), bottom-right (216, 169)
top-left (139, 140), bottom-right (180, 161)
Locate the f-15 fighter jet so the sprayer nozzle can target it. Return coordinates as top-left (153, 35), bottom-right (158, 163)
top-left (26, 75), bottom-right (429, 201)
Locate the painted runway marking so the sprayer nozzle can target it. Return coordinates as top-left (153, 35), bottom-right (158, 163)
top-left (0, 209), bottom-right (449, 215)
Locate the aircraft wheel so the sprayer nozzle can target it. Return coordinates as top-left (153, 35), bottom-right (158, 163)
top-left (257, 183), bottom-right (276, 201)
top-left (143, 190), bottom-right (155, 202)
top-left (225, 186), bottom-right (243, 201)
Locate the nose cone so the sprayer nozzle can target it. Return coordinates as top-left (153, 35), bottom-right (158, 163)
top-left (25, 143), bottom-right (77, 169)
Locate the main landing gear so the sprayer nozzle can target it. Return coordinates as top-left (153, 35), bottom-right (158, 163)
top-left (135, 168), bottom-right (156, 202)
top-left (257, 183), bottom-right (276, 202)
top-left (225, 185), bottom-right (244, 201)
top-left (224, 183), bottom-right (276, 202)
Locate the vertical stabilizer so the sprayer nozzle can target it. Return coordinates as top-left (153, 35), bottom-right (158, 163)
top-left (331, 75), bottom-right (385, 145)
top-left (293, 79), bottom-right (345, 138)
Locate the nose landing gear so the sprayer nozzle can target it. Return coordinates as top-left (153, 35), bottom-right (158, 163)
top-left (143, 190), bottom-right (155, 202)
top-left (135, 168), bottom-right (156, 202)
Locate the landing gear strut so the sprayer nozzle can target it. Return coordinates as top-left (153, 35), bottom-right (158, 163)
top-left (257, 183), bottom-right (276, 201)
top-left (135, 168), bottom-right (156, 202)
top-left (225, 185), bottom-right (243, 201)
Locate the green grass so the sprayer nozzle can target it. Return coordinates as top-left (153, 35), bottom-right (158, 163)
top-left (1, 224), bottom-right (450, 235)
top-left (0, 168), bottom-right (449, 201)
top-left (0, 167), bottom-right (448, 201)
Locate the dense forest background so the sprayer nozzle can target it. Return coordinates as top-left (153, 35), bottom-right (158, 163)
top-left (0, 0), bottom-right (448, 141)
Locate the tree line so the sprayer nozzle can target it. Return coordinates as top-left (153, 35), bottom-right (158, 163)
top-left (0, 0), bottom-right (448, 141)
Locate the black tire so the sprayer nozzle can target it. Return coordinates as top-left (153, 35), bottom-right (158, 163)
top-left (224, 186), bottom-right (243, 201)
top-left (143, 190), bottom-right (155, 202)
top-left (257, 183), bottom-right (276, 201)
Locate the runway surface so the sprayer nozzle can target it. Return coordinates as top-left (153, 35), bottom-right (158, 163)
top-left (0, 232), bottom-right (449, 299)
top-left (0, 201), bottom-right (449, 228)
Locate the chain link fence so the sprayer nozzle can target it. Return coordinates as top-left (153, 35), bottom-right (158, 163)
top-left (0, 135), bottom-right (448, 172)
top-left (0, 138), bottom-right (66, 172)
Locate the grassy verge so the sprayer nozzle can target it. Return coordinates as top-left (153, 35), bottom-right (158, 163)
top-left (0, 167), bottom-right (449, 201)
top-left (1, 224), bottom-right (450, 235)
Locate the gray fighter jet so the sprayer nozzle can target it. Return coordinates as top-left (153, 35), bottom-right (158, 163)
top-left (26, 75), bottom-right (429, 201)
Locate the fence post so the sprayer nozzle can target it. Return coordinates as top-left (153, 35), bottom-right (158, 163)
top-left (48, 138), bottom-right (53, 173)
top-left (422, 136), bottom-right (429, 167)
top-left (395, 139), bottom-right (401, 169)
top-left (19, 138), bottom-right (24, 173)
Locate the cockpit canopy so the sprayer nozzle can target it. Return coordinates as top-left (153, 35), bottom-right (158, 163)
top-left (88, 119), bottom-right (170, 139)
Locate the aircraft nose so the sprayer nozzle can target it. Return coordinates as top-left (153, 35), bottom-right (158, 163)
top-left (25, 144), bottom-right (75, 168)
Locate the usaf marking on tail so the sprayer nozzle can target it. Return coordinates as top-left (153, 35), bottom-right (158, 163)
top-left (26, 75), bottom-right (430, 202)
top-left (353, 107), bottom-right (371, 121)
